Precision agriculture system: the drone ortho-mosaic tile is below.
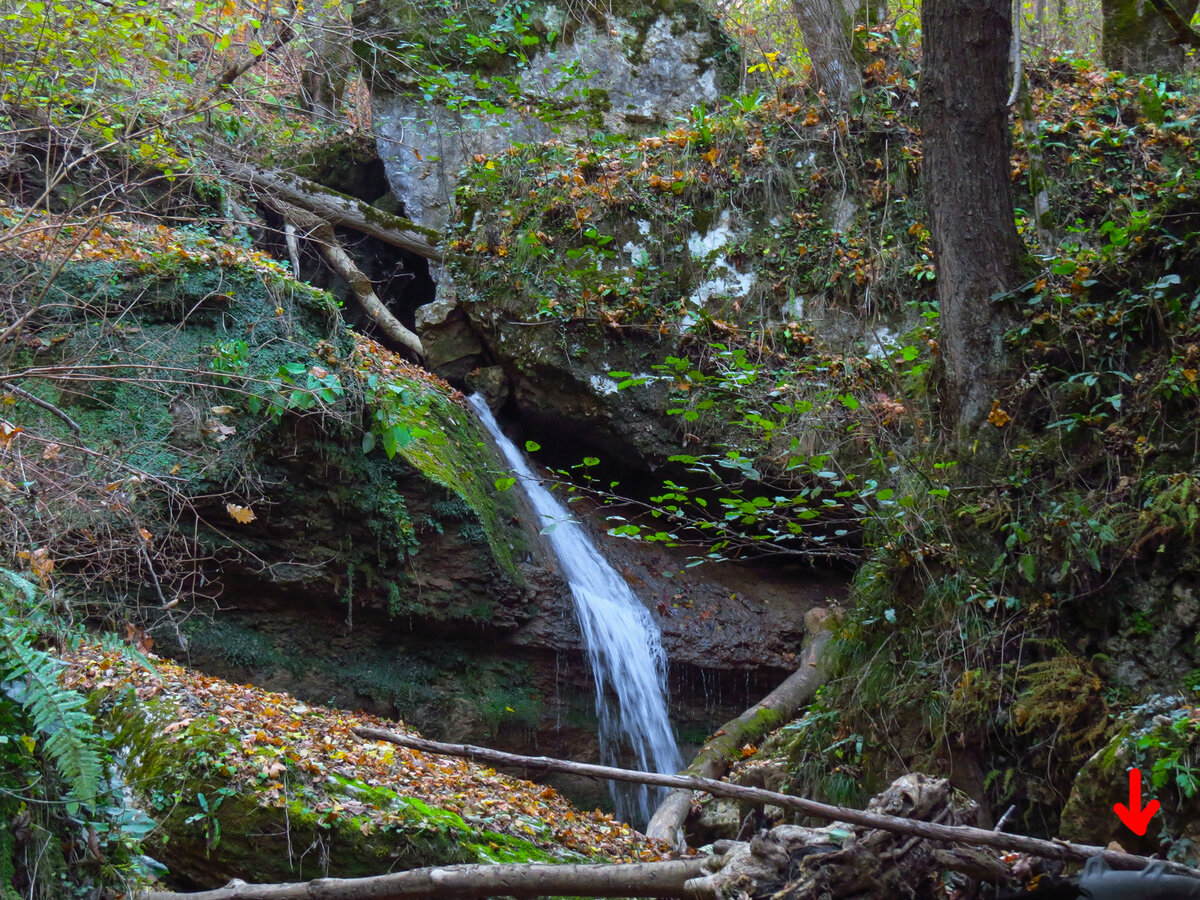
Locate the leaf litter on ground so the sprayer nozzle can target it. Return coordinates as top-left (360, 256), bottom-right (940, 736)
top-left (62, 644), bottom-right (675, 864)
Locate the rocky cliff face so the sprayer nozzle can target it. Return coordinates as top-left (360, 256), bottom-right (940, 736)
top-left (356, 0), bottom-right (735, 232)
top-left (10, 225), bottom-right (845, 816)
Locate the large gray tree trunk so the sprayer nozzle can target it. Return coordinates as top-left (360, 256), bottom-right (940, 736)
top-left (1102, 0), bottom-right (1200, 73)
top-left (790, 0), bottom-right (864, 106)
top-left (920, 0), bottom-right (1024, 430)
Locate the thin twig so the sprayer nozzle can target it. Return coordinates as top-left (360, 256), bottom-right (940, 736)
top-left (6, 384), bottom-right (82, 434)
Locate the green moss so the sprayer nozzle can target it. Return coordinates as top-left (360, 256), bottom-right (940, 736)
top-left (91, 685), bottom-right (572, 887)
top-left (366, 375), bottom-right (528, 580)
top-left (183, 619), bottom-right (287, 672)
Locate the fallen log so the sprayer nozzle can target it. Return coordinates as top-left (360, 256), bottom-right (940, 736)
top-left (278, 202), bottom-right (423, 355)
top-left (647, 606), bottom-right (834, 847)
top-left (136, 859), bottom-right (711, 900)
top-left (351, 727), bottom-right (1200, 878)
top-left (212, 153), bottom-right (443, 262)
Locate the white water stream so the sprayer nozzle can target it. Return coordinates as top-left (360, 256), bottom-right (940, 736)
top-left (467, 393), bottom-right (683, 826)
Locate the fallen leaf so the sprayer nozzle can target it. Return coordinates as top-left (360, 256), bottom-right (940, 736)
top-left (0, 421), bottom-right (22, 448)
top-left (986, 401), bottom-right (1011, 427)
top-left (226, 503), bottom-right (257, 524)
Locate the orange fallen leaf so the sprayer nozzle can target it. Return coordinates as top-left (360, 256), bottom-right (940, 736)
top-left (986, 401), bottom-right (1011, 427)
top-left (226, 503), bottom-right (256, 524)
top-left (0, 421), bottom-right (22, 448)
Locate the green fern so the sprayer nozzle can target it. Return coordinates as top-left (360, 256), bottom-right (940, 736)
top-left (0, 570), bottom-right (103, 807)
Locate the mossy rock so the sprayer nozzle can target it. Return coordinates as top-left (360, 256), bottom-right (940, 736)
top-left (1060, 698), bottom-right (1200, 863)
top-left (0, 229), bottom-right (537, 629)
top-left (93, 685), bottom-right (577, 887)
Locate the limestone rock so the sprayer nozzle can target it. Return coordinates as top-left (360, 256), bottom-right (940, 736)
top-left (357, 0), bottom-right (733, 231)
top-left (465, 364), bottom-right (510, 408)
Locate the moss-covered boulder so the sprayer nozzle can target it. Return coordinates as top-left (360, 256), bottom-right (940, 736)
top-left (440, 63), bottom-right (933, 468)
top-left (65, 645), bottom-right (661, 888)
top-left (354, 0), bottom-right (736, 231)
top-left (1060, 697), bottom-right (1200, 863)
top-left (0, 217), bottom-right (561, 719)
top-left (0, 218), bottom-right (538, 614)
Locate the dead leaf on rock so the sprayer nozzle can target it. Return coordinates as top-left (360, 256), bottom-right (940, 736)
top-left (204, 420), bottom-right (237, 441)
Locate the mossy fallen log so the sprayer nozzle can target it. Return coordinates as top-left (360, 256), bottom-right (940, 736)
top-left (352, 728), bottom-right (1200, 878)
top-left (212, 152), bottom-right (443, 262)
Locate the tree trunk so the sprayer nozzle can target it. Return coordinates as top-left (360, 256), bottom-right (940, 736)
top-left (920, 0), bottom-right (1024, 430)
top-left (790, 0), bottom-right (864, 106)
top-left (277, 204), bottom-right (423, 355)
top-left (136, 860), bottom-right (712, 900)
top-left (1102, 0), bottom-right (1200, 73)
top-left (298, 3), bottom-right (351, 119)
top-left (646, 607), bottom-right (834, 848)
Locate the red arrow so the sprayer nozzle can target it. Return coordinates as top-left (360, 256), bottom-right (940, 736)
top-left (1113, 768), bottom-right (1160, 835)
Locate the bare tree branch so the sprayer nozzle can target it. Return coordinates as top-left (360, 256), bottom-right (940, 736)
top-left (136, 859), bottom-right (713, 900)
top-left (211, 153), bottom-right (443, 262)
top-left (6, 384), bottom-right (82, 433)
top-left (275, 202), bottom-right (423, 356)
top-left (352, 728), bottom-right (1200, 878)
top-left (647, 607), bottom-right (833, 846)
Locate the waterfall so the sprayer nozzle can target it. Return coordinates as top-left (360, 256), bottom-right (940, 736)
top-left (467, 394), bottom-right (682, 826)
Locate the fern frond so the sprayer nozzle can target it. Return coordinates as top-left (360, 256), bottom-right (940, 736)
top-left (0, 630), bottom-right (102, 804)
top-left (0, 569), bottom-right (37, 608)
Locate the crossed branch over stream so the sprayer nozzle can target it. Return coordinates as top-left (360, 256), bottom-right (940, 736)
top-left (351, 729), bottom-right (1200, 878)
top-left (137, 728), bottom-right (1200, 900)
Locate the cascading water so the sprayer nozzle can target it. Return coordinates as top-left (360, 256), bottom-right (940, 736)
top-left (467, 393), bottom-right (682, 826)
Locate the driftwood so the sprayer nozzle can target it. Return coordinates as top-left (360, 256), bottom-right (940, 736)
top-left (133, 779), bottom-right (980, 900)
top-left (352, 727), bottom-right (1200, 879)
top-left (135, 772), bottom-right (1200, 900)
top-left (136, 859), bottom-right (711, 900)
top-left (278, 203), bottom-right (423, 355)
top-left (212, 153), bottom-right (443, 262)
top-left (647, 606), bottom-right (834, 846)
